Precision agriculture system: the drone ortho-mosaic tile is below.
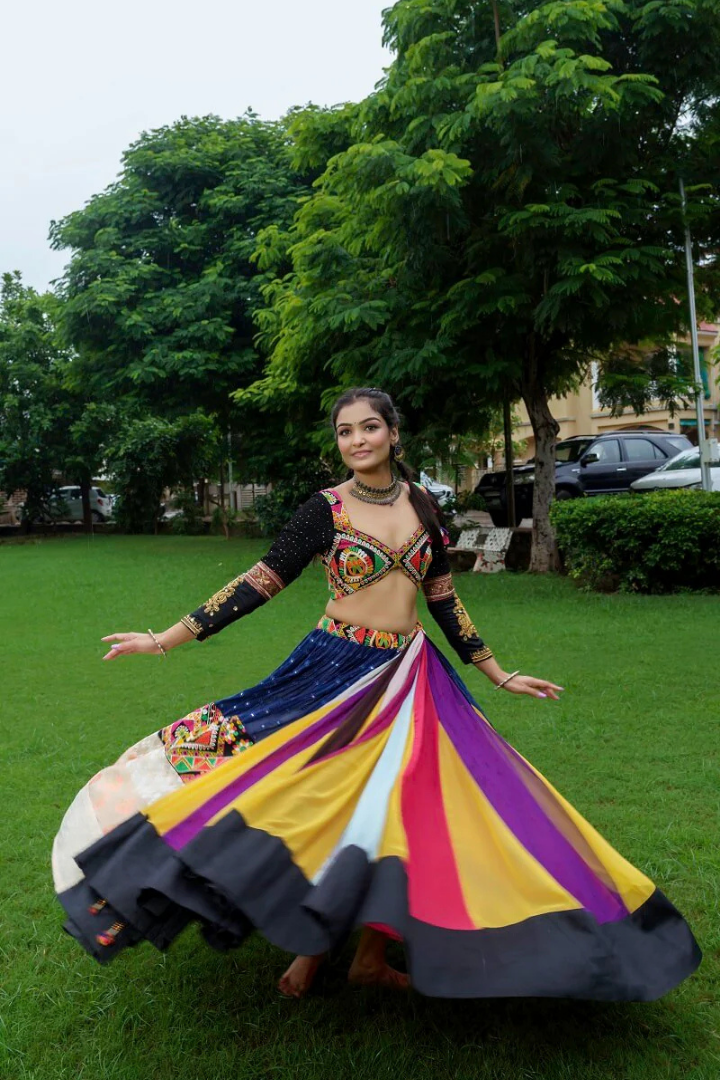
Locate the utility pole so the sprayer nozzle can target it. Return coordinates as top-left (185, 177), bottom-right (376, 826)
top-left (679, 179), bottom-right (712, 491)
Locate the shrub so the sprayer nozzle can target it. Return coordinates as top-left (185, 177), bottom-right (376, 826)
top-left (437, 492), bottom-right (458, 519)
top-left (108, 413), bottom-right (220, 533)
top-left (255, 485), bottom-right (309, 537)
top-left (454, 490), bottom-right (488, 514)
top-left (170, 489), bottom-right (205, 535)
top-left (208, 506), bottom-right (263, 538)
top-left (254, 460), bottom-right (336, 537)
top-left (551, 489), bottom-right (720, 593)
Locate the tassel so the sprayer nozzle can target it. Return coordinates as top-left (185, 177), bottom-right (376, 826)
top-left (96, 921), bottom-right (125, 947)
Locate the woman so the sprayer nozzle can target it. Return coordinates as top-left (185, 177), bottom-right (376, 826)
top-left (55, 387), bottom-right (701, 1001)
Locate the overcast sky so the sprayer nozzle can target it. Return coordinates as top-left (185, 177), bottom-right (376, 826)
top-left (1, 0), bottom-right (393, 292)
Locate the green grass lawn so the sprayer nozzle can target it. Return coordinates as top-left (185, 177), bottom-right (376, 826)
top-left (1, 535), bottom-right (718, 1080)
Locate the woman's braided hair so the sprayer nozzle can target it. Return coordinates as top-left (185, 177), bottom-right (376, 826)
top-left (330, 387), bottom-right (444, 546)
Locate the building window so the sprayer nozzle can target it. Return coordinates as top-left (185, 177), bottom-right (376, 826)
top-left (700, 348), bottom-right (710, 401)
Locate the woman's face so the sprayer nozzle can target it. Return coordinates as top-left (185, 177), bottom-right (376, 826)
top-left (335, 400), bottom-right (398, 474)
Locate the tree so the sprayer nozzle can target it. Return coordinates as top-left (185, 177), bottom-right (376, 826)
top-left (0, 273), bottom-right (73, 523)
top-left (248, 0), bottom-right (720, 569)
top-left (50, 113), bottom-right (315, 427)
top-left (0, 272), bottom-right (122, 530)
top-left (107, 412), bottom-right (222, 533)
top-left (64, 400), bottom-right (119, 528)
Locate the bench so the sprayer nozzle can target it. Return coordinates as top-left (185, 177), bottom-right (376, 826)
top-left (448, 526), bottom-right (514, 573)
top-left (447, 517), bottom-right (534, 573)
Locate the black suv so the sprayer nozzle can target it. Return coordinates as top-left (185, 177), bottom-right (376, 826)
top-left (475, 430), bottom-right (693, 525)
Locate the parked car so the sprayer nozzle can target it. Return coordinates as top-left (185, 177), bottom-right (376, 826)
top-left (420, 470), bottom-right (454, 507)
top-left (630, 447), bottom-right (720, 492)
top-left (475, 430), bottom-right (693, 525)
top-left (29, 486), bottom-right (115, 523)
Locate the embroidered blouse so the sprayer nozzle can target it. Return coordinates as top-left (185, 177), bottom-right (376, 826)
top-left (181, 487), bottom-right (492, 665)
top-left (320, 489), bottom-right (434, 597)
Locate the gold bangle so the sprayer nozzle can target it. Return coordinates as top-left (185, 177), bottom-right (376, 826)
top-left (495, 669), bottom-right (520, 691)
top-left (147, 629), bottom-right (167, 658)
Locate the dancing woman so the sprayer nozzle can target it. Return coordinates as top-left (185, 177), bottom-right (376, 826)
top-left (54, 387), bottom-right (700, 1001)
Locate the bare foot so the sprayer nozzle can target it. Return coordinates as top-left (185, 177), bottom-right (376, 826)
top-left (278, 954), bottom-right (324, 998)
top-left (347, 960), bottom-right (410, 990)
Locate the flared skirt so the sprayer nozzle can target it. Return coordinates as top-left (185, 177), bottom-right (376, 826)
top-left (55, 621), bottom-right (701, 1000)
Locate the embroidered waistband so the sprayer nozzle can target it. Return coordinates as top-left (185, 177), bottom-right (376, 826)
top-left (317, 616), bottom-right (421, 651)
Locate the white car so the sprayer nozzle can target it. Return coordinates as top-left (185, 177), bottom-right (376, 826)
top-left (420, 471), bottom-right (454, 507)
top-left (48, 486), bottom-right (115, 522)
top-left (630, 448), bottom-right (720, 492)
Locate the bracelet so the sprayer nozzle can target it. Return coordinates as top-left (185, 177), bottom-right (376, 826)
top-left (147, 629), bottom-right (167, 658)
top-left (495, 670), bottom-right (520, 691)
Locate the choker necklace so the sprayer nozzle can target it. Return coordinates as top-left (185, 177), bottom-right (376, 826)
top-left (350, 476), bottom-right (402, 505)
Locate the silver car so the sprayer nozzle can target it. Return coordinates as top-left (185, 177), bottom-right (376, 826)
top-left (630, 448), bottom-right (720, 492)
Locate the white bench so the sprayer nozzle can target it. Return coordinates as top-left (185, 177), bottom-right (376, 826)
top-left (449, 526), bottom-right (514, 573)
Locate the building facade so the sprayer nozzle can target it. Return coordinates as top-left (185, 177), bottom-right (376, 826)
top-left (511, 323), bottom-right (720, 463)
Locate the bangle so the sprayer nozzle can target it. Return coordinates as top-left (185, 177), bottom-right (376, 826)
top-left (495, 669), bottom-right (520, 691)
top-left (147, 629), bottom-right (167, 658)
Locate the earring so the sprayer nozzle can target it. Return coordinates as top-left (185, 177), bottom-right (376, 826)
top-left (393, 443), bottom-right (405, 461)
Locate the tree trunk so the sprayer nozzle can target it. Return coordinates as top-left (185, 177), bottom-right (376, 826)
top-left (491, 0), bottom-right (502, 52)
top-left (502, 397), bottom-right (516, 528)
top-left (217, 463), bottom-right (230, 539)
top-left (521, 341), bottom-right (560, 572)
top-left (80, 477), bottom-right (92, 533)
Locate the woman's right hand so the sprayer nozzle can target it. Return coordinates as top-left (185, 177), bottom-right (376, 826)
top-left (101, 632), bottom-right (162, 660)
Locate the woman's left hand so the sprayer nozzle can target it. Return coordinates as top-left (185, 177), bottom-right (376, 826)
top-left (502, 675), bottom-right (564, 700)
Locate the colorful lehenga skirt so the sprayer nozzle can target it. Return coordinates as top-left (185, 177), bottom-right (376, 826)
top-left (55, 618), bottom-right (701, 1000)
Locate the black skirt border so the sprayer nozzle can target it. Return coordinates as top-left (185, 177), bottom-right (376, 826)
top-left (59, 812), bottom-right (701, 1001)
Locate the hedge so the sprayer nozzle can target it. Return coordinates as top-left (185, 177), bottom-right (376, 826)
top-left (550, 489), bottom-right (720, 593)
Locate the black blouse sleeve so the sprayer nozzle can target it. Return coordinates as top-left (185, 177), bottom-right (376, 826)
top-left (421, 526), bottom-right (493, 666)
top-left (180, 492), bottom-right (334, 642)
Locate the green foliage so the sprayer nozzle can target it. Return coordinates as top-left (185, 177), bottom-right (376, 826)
top-left (0, 273), bottom-right (74, 519)
top-left (209, 504), bottom-right (240, 534)
top-left (206, 506), bottom-right (262, 538)
top-left (247, 0), bottom-right (720, 567)
top-left (597, 344), bottom-right (700, 416)
top-left (169, 488), bottom-right (206, 535)
top-left (254, 458), bottom-right (337, 536)
top-left (0, 273), bottom-right (124, 528)
top-left (10, 1), bottom-right (720, 562)
top-left (266, 0), bottom-right (719, 402)
top-left (551, 490), bottom-right (720, 593)
top-left (50, 114), bottom-right (313, 422)
top-left (109, 413), bottom-right (221, 533)
top-left (49, 113), bottom-right (326, 509)
top-left (455, 490), bottom-right (488, 514)
top-left (437, 491), bottom-right (458, 519)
